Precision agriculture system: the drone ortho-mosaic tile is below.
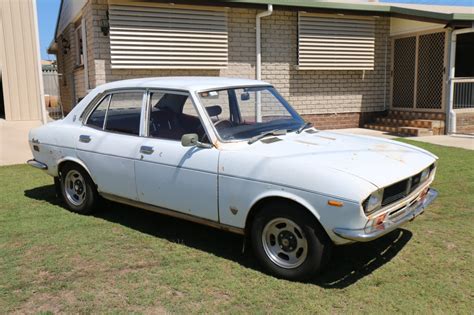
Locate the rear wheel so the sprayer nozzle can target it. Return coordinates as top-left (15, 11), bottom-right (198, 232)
top-left (251, 202), bottom-right (331, 281)
top-left (60, 164), bottom-right (98, 214)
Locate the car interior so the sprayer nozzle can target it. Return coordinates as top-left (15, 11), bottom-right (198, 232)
top-left (149, 93), bottom-right (210, 141)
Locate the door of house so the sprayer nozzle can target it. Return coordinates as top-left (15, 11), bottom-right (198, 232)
top-left (391, 30), bottom-right (447, 111)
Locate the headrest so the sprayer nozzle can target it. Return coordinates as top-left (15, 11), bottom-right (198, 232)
top-left (206, 105), bottom-right (222, 117)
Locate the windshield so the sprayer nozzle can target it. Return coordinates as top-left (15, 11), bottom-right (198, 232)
top-left (198, 86), bottom-right (305, 141)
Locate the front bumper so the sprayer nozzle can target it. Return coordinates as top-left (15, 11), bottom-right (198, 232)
top-left (333, 188), bottom-right (438, 242)
top-left (27, 159), bottom-right (48, 170)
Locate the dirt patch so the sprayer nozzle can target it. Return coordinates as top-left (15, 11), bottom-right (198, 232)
top-left (13, 290), bottom-right (77, 314)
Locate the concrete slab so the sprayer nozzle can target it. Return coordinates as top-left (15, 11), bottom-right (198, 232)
top-left (0, 119), bottom-right (42, 166)
top-left (409, 134), bottom-right (474, 151)
top-left (331, 128), bottom-right (474, 151)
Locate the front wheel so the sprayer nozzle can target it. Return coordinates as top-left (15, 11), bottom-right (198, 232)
top-left (251, 203), bottom-right (331, 281)
top-left (60, 164), bottom-right (98, 214)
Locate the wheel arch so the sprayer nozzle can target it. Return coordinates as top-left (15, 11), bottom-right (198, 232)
top-left (244, 192), bottom-right (329, 241)
top-left (57, 157), bottom-right (94, 182)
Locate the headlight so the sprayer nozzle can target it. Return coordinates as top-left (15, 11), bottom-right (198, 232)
top-left (363, 189), bottom-right (384, 214)
top-left (420, 167), bottom-right (430, 183)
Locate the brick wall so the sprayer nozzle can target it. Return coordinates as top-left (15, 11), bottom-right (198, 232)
top-left (57, 1), bottom-right (392, 128)
top-left (56, 24), bottom-right (75, 112)
top-left (56, 22), bottom-right (89, 112)
top-left (456, 112), bottom-right (474, 134)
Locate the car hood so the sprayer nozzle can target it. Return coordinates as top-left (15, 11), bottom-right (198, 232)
top-left (230, 130), bottom-right (437, 189)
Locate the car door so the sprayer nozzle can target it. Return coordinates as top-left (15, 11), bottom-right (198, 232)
top-left (76, 90), bottom-right (146, 201)
top-left (134, 90), bottom-right (219, 221)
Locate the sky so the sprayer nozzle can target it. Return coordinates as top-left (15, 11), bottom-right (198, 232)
top-left (36, 0), bottom-right (61, 60)
top-left (35, 0), bottom-right (473, 61)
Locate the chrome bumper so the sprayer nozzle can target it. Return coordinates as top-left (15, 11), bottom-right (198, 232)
top-left (334, 188), bottom-right (438, 242)
top-left (27, 159), bottom-right (48, 170)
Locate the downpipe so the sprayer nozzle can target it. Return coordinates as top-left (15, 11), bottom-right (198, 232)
top-left (255, 4), bottom-right (273, 122)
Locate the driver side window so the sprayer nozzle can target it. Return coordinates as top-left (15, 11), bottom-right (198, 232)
top-left (148, 92), bottom-right (207, 142)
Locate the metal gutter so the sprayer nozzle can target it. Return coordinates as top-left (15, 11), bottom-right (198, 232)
top-left (201, 0), bottom-right (474, 23)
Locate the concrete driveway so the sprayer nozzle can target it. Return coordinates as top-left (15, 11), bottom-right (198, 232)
top-left (331, 128), bottom-right (474, 150)
top-left (0, 119), bottom-right (42, 166)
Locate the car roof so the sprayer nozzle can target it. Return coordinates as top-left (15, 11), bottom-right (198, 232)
top-left (96, 76), bottom-right (271, 93)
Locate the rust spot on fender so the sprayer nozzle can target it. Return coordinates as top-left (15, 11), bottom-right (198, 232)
top-left (230, 207), bottom-right (238, 215)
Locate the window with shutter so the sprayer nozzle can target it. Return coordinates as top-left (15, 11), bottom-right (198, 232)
top-left (108, 4), bottom-right (228, 69)
top-left (298, 13), bottom-right (375, 70)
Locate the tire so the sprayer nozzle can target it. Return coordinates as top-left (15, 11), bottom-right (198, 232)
top-left (60, 163), bottom-right (98, 214)
top-left (250, 202), bottom-right (331, 281)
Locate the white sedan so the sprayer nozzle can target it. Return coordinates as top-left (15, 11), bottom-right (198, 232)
top-left (28, 77), bottom-right (438, 280)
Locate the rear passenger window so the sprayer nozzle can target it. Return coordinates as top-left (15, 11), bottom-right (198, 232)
top-left (87, 95), bottom-right (110, 129)
top-left (105, 92), bottom-right (144, 135)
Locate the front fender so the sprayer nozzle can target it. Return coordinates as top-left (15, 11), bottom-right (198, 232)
top-left (247, 189), bottom-right (323, 222)
top-left (218, 175), bottom-right (363, 245)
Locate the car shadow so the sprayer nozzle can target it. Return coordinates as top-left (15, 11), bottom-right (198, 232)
top-left (24, 184), bottom-right (412, 289)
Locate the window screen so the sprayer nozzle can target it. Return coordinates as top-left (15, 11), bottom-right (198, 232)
top-left (298, 13), bottom-right (375, 70)
top-left (109, 4), bottom-right (228, 69)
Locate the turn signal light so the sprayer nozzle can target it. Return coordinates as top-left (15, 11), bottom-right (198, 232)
top-left (328, 200), bottom-right (344, 207)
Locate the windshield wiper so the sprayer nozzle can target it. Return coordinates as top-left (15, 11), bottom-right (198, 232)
top-left (296, 122), bottom-right (313, 134)
top-left (248, 129), bottom-right (287, 144)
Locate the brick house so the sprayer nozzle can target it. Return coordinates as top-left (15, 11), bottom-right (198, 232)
top-left (48, 0), bottom-right (474, 134)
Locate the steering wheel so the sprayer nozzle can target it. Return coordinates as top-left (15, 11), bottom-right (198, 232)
top-left (214, 119), bottom-right (233, 130)
top-left (199, 119), bottom-right (233, 143)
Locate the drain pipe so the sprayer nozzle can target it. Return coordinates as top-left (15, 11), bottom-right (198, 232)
top-left (255, 4), bottom-right (273, 122)
top-left (446, 25), bottom-right (474, 134)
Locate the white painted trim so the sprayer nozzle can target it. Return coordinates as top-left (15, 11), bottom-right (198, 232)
top-left (81, 18), bottom-right (89, 91)
top-left (446, 26), bottom-right (474, 134)
top-left (32, 0), bottom-right (47, 124)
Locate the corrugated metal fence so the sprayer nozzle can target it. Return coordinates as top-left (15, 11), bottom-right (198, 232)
top-left (43, 70), bottom-right (59, 96)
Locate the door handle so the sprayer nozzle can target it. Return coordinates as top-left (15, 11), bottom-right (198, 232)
top-left (79, 135), bottom-right (91, 143)
top-left (140, 146), bottom-right (154, 155)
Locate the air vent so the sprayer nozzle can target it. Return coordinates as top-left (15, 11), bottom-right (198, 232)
top-left (261, 137), bottom-right (282, 144)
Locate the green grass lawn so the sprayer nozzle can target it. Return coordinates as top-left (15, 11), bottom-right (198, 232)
top-left (1, 140), bottom-right (473, 313)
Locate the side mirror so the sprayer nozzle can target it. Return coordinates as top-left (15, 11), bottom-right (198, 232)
top-left (181, 133), bottom-right (198, 147)
top-left (181, 133), bottom-right (212, 149)
top-left (241, 92), bottom-right (250, 101)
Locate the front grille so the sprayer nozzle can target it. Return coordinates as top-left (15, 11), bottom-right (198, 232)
top-left (382, 179), bottom-right (408, 206)
top-left (381, 163), bottom-right (434, 207)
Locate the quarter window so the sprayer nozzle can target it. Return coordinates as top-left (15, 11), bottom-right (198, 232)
top-left (86, 95), bottom-right (110, 129)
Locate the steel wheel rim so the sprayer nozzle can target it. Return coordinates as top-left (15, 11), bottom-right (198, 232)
top-left (262, 218), bottom-right (308, 269)
top-left (64, 170), bottom-right (86, 207)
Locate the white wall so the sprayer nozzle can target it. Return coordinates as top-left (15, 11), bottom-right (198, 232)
top-left (390, 18), bottom-right (444, 36)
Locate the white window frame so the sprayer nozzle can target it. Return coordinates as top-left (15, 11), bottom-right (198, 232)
top-left (74, 24), bottom-right (84, 66)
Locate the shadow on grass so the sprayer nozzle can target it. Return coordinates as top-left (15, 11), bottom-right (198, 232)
top-left (25, 184), bottom-right (412, 289)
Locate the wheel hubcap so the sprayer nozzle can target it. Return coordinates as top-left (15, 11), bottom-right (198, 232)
top-left (262, 218), bottom-right (308, 269)
top-left (64, 170), bottom-right (86, 206)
